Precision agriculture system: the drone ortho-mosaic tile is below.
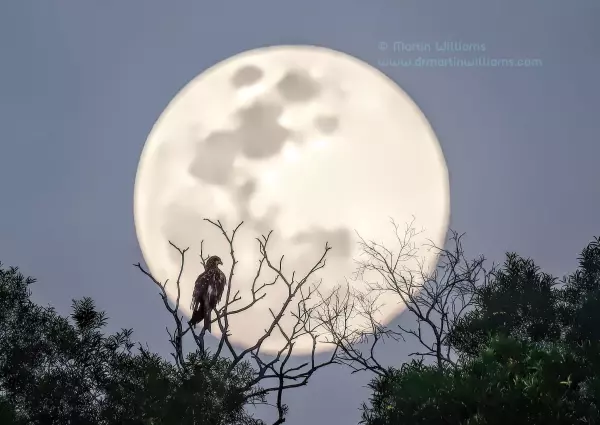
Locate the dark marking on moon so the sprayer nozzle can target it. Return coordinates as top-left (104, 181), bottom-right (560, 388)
top-left (188, 130), bottom-right (240, 185)
top-left (276, 69), bottom-right (321, 103)
top-left (236, 100), bottom-right (291, 159)
top-left (235, 179), bottom-right (257, 222)
top-left (314, 115), bottom-right (339, 134)
top-left (231, 65), bottom-right (264, 88)
top-left (188, 99), bottom-right (293, 186)
top-left (233, 178), bottom-right (282, 235)
top-left (188, 69), bottom-right (327, 185)
top-left (253, 205), bottom-right (281, 235)
top-left (292, 227), bottom-right (352, 259)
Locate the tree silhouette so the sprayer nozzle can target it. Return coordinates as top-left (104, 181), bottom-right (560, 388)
top-left (360, 237), bottom-right (600, 425)
top-left (362, 336), bottom-right (598, 425)
top-left (0, 263), bottom-right (262, 424)
top-left (1, 218), bottom-right (354, 425)
top-left (134, 218), bottom-right (349, 425)
top-left (5, 219), bottom-right (598, 424)
top-left (316, 219), bottom-right (493, 374)
top-left (449, 253), bottom-right (562, 358)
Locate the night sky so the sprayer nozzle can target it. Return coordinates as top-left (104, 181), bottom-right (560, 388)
top-left (1, 1), bottom-right (598, 424)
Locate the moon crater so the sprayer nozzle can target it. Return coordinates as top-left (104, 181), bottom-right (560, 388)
top-left (314, 114), bottom-right (340, 135)
top-left (231, 65), bottom-right (264, 88)
top-left (236, 100), bottom-right (292, 159)
top-left (276, 69), bottom-right (322, 103)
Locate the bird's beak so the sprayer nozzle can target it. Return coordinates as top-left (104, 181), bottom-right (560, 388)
top-left (218, 260), bottom-right (223, 266)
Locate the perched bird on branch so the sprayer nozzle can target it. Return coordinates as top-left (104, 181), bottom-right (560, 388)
top-left (189, 255), bottom-right (227, 333)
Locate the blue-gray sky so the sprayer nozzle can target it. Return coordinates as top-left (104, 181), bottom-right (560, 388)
top-left (1, 1), bottom-right (598, 424)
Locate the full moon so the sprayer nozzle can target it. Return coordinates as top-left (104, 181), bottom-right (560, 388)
top-left (134, 45), bottom-right (450, 354)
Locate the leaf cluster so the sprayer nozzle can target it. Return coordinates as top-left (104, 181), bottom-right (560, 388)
top-left (0, 263), bottom-right (262, 425)
top-left (362, 237), bottom-right (600, 425)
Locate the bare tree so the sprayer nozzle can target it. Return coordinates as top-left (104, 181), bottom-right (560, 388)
top-left (135, 218), bottom-right (345, 425)
top-left (315, 218), bottom-right (494, 375)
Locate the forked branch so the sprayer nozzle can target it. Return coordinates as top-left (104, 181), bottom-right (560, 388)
top-left (315, 219), bottom-right (494, 375)
top-left (136, 219), bottom-right (346, 425)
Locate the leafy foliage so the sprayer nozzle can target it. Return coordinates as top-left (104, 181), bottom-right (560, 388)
top-left (362, 237), bottom-right (600, 425)
top-left (4, 234), bottom-right (600, 425)
top-left (561, 237), bottom-right (600, 349)
top-left (363, 336), bottom-right (599, 425)
top-left (449, 253), bottom-right (561, 357)
top-left (0, 263), bottom-right (263, 425)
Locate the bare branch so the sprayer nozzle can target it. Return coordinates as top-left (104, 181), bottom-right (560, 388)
top-left (136, 219), bottom-right (348, 425)
top-left (355, 223), bottom-right (493, 369)
top-left (316, 220), bottom-right (494, 377)
top-left (134, 240), bottom-right (190, 370)
top-left (136, 218), bottom-right (494, 422)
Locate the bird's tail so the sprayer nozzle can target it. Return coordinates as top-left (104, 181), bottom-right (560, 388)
top-left (204, 311), bottom-right (211, 333)
top-left (189, 310), bottom-right (201, 328)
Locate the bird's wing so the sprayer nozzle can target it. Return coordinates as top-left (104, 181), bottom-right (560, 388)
top-left (191, 271), bottom-right (209, 308)
top-left (215, 269), bottom-right (227, 303)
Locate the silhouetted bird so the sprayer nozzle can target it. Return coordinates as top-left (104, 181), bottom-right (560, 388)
top-left (189, 255), bottom-right (227, 333)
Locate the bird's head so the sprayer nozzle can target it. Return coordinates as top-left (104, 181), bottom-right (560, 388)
top-left (206, 255), bottom-right (223, 268)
